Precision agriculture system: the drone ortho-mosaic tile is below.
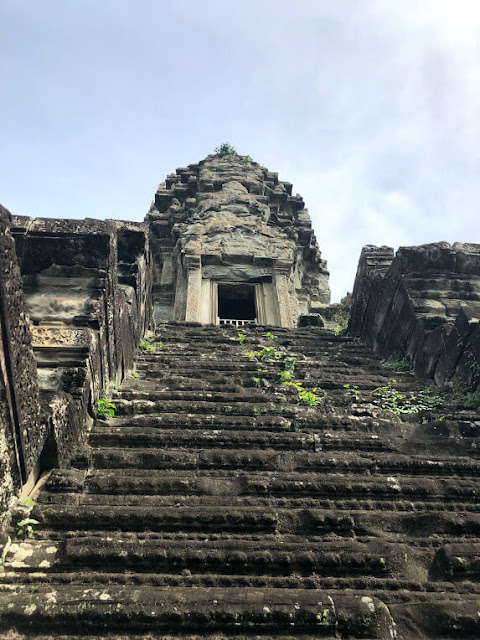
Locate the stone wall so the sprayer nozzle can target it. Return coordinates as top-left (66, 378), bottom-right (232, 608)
top-left (349, 242), bottom-right (480, 391)
top-left (0, 206), bottom-right (43, 525)
top-left (0, 210), bottom-right (152, 528)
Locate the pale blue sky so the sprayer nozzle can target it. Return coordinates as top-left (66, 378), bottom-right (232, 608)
top-left (2, 1), bottom-right (480, 301)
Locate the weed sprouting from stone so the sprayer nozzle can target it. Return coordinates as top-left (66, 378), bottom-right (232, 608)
top-left (284, 356), bottom-right (297, 372)
top-left (450, 381), bottom-right (480, 411)
top-left (343, 383), bottom-right (360, 401)
top-left (139, 337), bottom-right (162, 353)
top-left (374, 380), bottom-right (444, 417)
top-left (247, 346), bottom-right (281, 361)
top-left (382, 357), bottom-right (411, 372)
top-left (334, 319), bottom-right (348, 336)
top-left (263, 332), bottom-right (277, 341)
top-left (16, 517), bottom-right (39, 540)
top-left (282, 381), bottom-right (326, 407)
top-left (247, 347), bottom-right (324, 408)
top-left (97, 395), bottom-right (116, 420)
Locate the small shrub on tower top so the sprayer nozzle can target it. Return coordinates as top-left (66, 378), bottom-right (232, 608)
top-left (214, 142), bottom-right (237, 156)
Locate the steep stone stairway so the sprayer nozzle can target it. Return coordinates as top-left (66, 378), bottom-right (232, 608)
top-left (1, 323), bottom-right (480, 639)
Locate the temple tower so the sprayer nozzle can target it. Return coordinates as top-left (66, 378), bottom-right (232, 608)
top-left (146, 152), bottom-right (330, 327)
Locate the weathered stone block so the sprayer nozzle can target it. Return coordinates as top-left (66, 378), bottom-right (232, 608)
top-left (349, 242), bottom-right (480, 390)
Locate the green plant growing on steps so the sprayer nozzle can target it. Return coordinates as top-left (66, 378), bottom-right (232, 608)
top-left (334, 319), bottom-right (348, 336)
top-left (263, 332), bottom-right (277, 341)
top-left (214, 142), bottom-right (236, 156)
top-left (237, 333), bottom-right (247, 345)
top-left (23, 496), bottom-right (36, 507)
top-left (246, 343), bottom-right (324, 407)
top-left (16, 517), bottom-right (39, 540)
top-left (460, 389), bottom-right (480, 411)
top-left (343, 383), bottom-right (360, 401)
top-left (282, 380), bottom-right (304, 392)
top-left (247, 346), bottom-right (281, 361)
top-left (284, 356), bottom-right (297, 371)
top-left (139, 337), bottom-right (162, 353)
top-left (450, 381), bottom-right (480, 411)
top-left (282, 380), bottom-right (327, 407)
top-left (317, 607), bottom-right (335, 626)
top-left (374, 380), bottom-right (444, 417)
top-left (298, 388), bottom-right (323, 407)
top-left (252, 406), bottom-right (269, 416)
top-left (382, 357), bottom-right (411, 372)
top-left (130, 370), bottom-right (139, 379)
top-left (97, 395), bottom-right (116, 420)
top-left (278, 356), bottom-right (297, 382)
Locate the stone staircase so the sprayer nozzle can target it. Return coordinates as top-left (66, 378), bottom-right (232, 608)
top-left (1, 323), bottom-right (480, 639)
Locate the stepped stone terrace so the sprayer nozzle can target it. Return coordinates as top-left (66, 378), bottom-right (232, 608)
top-left (0, 152), bottom-right (479, 639)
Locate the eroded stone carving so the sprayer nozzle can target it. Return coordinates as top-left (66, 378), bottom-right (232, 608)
top-left (0, 214), bottom-right (154, 517)
top-left (349, 242), bottom-right (480, 391)
top-left (0, 205), bottom-right (43, 523)
top-left (146, 153), bottom-right (330, 326)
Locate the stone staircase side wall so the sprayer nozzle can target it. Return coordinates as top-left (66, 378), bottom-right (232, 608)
top-left (0, 205), bottom-right (43, 526)
top-left (349, 241), bottom-right (480, 391)
top-left (0, 211), bottom-right (153, 527)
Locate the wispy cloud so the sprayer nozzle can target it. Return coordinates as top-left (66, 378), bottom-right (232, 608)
top-left (2, 0), bottom-right (479, 300)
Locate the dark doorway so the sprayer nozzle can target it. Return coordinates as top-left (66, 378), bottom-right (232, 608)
top-left (218, 283), bottom-right (256, 321)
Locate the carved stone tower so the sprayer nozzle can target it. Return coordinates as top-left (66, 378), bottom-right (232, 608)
top-left (146, 153), bottom-right (330, 327)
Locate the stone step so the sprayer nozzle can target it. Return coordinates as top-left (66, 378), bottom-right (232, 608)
top-left (123, 372), bottom-right (417, 394)
top-left (88, 424), bottom-right (479, 458)
top-left (44, 469), bottom-right (480, 503)
top-left (1, 581), bottom-right (478, 638)
top-left (430, 542), bottom-right (480, 580)
top-left (38, 495), bottom-right (480, 518)
top-left (112, 389), bottom-right (280, 404)
top-left (6, 537), bottom-right (410, 578)
top-left (85, 447), bottom-right (480, 476)
top-left (5, 558), bottom-right (480, 593)
top-left (143, 350), bottom-right (385, 368)
top-left (135, 356), bottom-right (391, 373)
top-left (111, 399), bottom-right (298, 418)
top-left (97, 412), bottom-right (295, 432)
top-left (31, 504), bottom-right (480, 538)
top-left (3, 318), bottom-right (479, 640)
top-left (131, 366), bottom-right (427, 394)
top-left (156, 324), bottom-right (349, 339)
top-left (89, 427), bottom-right (316, 451)
top-left (34, 504), bottom-right (279, 533)
top-left (121, 377), bottom-right (243, 393)
top-left (9, 636), bottom-right (339, 640)
top-left (0, 586), bottom-right (394, 638)
top-left (98, 412), bottom-right (475, 437)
